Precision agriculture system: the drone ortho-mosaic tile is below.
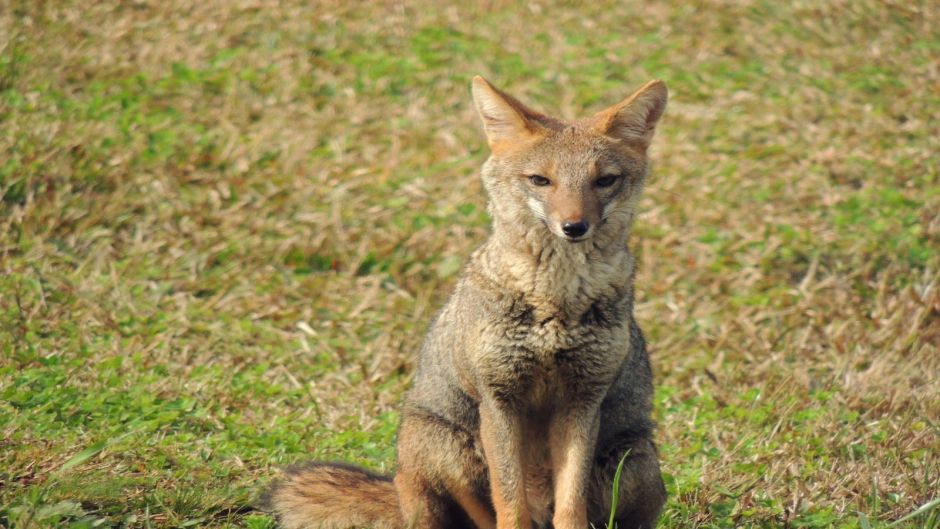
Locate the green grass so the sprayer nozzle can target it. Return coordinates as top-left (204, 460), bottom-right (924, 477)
top-left (1, 1), bottom-right (938, 528)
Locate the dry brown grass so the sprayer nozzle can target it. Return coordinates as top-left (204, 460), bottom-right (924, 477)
top-left (1, 1), bottom-right (938, 527)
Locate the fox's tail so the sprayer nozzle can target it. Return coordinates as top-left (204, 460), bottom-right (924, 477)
top-left (262, 462), bottom-right (403, 529)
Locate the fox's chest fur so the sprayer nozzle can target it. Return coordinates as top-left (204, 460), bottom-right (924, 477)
top-left (437, 236), bottom-right (639, 526)
top-left (457, 235), bottom-right (637, 409)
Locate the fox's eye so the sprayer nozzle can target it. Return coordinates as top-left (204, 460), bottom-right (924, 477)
top-left (595, 174), bottom-right (620, 188)
top-left (528, 174), bottom-right (551, 186)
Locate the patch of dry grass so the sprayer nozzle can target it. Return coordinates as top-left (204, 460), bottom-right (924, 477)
top-left (1, 1), bottom-right (937, 528)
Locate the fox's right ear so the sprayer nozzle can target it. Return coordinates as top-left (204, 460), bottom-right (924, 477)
top-left (471, 76), bottom-right (545, 149)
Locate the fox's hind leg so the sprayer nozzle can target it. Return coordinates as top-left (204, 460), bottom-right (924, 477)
top-left (395, 471), bottom-right (458, 529)
top-left (396, 411), bottom-right (495, 529)
top-left (587, 436), bottom-right (666, 529)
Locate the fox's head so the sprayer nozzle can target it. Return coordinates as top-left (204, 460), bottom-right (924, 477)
top-left (471, 77), bottom-right (666, 244)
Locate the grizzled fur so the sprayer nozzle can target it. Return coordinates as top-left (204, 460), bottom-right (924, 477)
top-left (262, 463), bottom-right (401, 529)
top-left (265, 76), bottom-right (669, 529)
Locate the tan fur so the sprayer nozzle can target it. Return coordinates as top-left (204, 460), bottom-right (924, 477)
top-left (263, 463), bottom-right (402, 529)
top-left (264, 77), bottom-right (669, 529)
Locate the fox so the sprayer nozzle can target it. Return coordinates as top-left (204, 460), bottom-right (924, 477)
top-left (263, 76), bottom-right (669, 529)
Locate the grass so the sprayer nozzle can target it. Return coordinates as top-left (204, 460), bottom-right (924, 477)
top-left (1, 1), bottom-right (938, 528)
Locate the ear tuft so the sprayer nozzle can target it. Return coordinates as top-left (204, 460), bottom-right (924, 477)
top-left (592, 80), bottom-right (668, 149)
top-left (471, 76), bottom-right (542, 147)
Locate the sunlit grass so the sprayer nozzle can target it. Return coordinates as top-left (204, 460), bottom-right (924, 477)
top-left (1, 1), bottom-right (938, 528)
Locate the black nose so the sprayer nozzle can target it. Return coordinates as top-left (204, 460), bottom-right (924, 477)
top-left (562, 220), bottom-right (589, 238)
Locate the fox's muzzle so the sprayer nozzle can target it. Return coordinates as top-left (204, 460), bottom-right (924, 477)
top-left (562, 220), bottom-right (589, 239)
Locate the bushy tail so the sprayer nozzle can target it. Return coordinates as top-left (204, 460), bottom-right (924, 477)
top-left (262, 462), bottom-right (403, 529)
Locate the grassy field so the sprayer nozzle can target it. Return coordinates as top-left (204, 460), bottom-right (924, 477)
top-left (1, 1), bottom-right (938, 528)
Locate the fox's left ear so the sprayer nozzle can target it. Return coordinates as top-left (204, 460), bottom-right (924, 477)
top-left (591, 80), bottom-right (667, 150)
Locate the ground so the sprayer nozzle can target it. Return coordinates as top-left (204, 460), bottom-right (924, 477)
top-left (1, 1), bottom-right (938, 528)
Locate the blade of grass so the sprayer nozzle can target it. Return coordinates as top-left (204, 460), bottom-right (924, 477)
top-left (55, 440), bottom-right (107, 474)
top-left (607, 449), bottom-right (631, 529)
top-left (889, 498), bottom-right (940, 527)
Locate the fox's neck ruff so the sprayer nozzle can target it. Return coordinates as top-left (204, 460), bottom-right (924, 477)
top-left (477, 215), bottom-right (635, 317)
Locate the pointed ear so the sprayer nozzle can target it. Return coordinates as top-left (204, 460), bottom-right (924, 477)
top-left (471, 76), bottom-right (545, 148)
top-left (591, 80), bottom-right (667, 149)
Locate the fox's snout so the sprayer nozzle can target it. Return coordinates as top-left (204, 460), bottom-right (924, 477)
top-left (561, 220), bottom-right (589, 239)
top-left (552, 214), bottom-right (593, 242)
top-left (541, 186), bottom-right (601, 241)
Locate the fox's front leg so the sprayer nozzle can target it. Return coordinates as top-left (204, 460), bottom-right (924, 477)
top-left (479, 401), bottom-right (531, 529)
top-left (549, 404), bottom-right (602, 529)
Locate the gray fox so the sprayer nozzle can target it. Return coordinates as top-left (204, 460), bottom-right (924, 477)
top-left (264, 76), bottom-right (669, 529)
